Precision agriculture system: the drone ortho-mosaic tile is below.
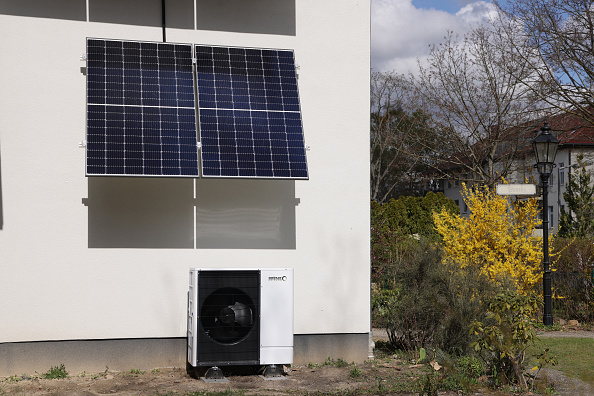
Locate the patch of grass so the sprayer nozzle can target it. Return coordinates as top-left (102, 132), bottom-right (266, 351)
top-left (127, 368), bottom-right (146, 377)
top-left (42, 364), bottom-right (68, 379)
top-left (529, 337), bottom-right (594, 383)
top-left (307, 357), bottom-right (352, 369)
top-left (532, 321), bottom-right (563, 331)
top-left (327, 358), bottom-right (351, 368)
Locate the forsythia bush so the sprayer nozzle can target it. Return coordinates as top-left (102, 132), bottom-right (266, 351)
top-left (433, 183), bottom-right (543, 291)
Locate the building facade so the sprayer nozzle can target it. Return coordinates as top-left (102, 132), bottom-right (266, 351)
top-left (0, 0), bottom-right (371, 376)
top-left (436, 114), bottom-right (594, 233)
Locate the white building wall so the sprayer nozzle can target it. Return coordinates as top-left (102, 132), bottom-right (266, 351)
top-left (0, 0), bottom-right (370, 349)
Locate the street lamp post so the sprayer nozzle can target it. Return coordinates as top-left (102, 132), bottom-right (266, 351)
top-left (532, 121), bottom-right (559, 326)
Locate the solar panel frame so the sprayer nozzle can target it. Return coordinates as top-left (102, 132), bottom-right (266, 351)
top-left (195, 44), bottom-right (309, 180)
top-left (85, 38), bottom-right (200, 177)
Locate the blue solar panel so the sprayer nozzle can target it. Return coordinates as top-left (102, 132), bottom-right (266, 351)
top-left (195, 45), bottom-right (308, 179)
top-left (86, 38), bottom-right (199, 177)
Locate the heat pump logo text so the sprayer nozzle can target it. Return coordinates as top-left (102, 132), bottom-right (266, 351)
top-left (268, 276), bottom-right (287, 282)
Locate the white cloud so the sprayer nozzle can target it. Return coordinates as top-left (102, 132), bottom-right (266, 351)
top-left (371, 0), bottom-right (496, 74)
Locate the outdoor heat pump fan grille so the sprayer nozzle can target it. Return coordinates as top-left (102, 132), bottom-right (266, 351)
top-left (200, 287), bottom-right (256, 344)
top-left (188, 268), bottom-right (294, 377)
top-left (196, 270), bottom-right (260, 365)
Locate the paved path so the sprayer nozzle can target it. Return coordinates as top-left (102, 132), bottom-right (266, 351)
top-left (537, 329), bottom-right (594, 338)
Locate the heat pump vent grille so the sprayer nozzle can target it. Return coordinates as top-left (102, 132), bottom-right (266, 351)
top-left (197, 270), bottom-right (260, 365)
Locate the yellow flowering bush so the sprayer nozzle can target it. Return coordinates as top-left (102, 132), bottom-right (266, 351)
top-left (433, 183), bottom-right (543, 292)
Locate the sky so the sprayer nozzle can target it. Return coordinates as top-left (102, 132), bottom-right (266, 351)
top-left (371, 0), bottom-right (500, 74)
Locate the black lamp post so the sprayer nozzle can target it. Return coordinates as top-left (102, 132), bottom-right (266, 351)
top-left (532, 121), bottom-right (559, 326)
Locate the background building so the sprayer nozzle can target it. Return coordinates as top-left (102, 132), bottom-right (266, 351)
top-left (436, 112), bottom-right (594, 233)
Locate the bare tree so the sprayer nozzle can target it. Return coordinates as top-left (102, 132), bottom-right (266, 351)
top-left (370, 71), bottom-right (438, 203)
top-left (413, 24), bottom-right (544, 188)
top-left (495, 0), bottom-right (594, 127)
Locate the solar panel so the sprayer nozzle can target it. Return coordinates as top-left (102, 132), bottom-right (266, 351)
top-left (86, 38), bottom-right (199, 177)
top-left (195, 45), bottom-right (308, 179)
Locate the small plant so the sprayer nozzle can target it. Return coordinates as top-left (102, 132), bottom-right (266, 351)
top-left (533, 320), bottom-right (562, 331)
top-left (319, 357), bottom-right (351, 367)
top-left (331, 358), bottom-right (350, 367)
top-left (455, 355), bottom-right (484, 380)
top-left (528, 348), bottom-right (558, 392)
top-left (470, 291), bottom-right (542, 390)
top-left (418, 347), bottom-right (427, 363)
top-left (421, 371), bottom-right (440, 396)
top-left (42, 364), bottom-right (68, 379)
top-left (440, 354), bottom-right (485, 391)
top-left (349, 366), bottom-right (362, 378)
top-left (375, 377), bottom-right (386, 393)
top-left (43, 364), bottom-right (68, 379)
top-left (151, 368), bottom-right (160, 374)
top-left (128, 368), bottom-right (146, 376)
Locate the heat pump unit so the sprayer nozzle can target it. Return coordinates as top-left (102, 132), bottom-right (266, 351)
top-left (187, 268), bottom-right (294, 377)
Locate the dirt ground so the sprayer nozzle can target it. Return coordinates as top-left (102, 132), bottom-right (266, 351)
top-left (0, 360), bottom-right (435, 396)
top-left (1, 329), bottom-right (593, 396)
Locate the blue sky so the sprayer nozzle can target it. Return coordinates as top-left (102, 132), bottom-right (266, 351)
top-left (412, 0), bottom-right (471, 14)
top-left (371, 0), bottom-right (498, 73)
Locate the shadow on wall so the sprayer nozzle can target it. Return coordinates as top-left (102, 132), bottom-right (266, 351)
top-left (88, 0), bottom-right (193, 29)
top-left (87, 177), bottom-right (195, 248)
top-left (195, 179), bottom-right (297, 249)
top-left (0, 0), bottom-right (86, 21)
top-left (195, 0), bottom-right (296, 36)
top-left (0, 0), bottom-right (296, 36)
top-left (86, 178), bottom-right (298, 249)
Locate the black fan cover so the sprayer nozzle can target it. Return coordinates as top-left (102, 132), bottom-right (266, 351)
top-left (197, 270), bottom-right (260, 365)
top-left (201, 288), bottom-right (254, 343)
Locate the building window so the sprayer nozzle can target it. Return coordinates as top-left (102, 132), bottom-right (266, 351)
top-left (455, 199), bottom-right (459, 208)
top-left (448, 181), bottom-right (452, 189)
top-left (463, 202), bottom-right (468, 213)
top-left (559, 162), bottom-right (565, 186)
top-left (549, 206), bottom-right (554, 229)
